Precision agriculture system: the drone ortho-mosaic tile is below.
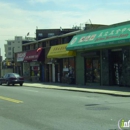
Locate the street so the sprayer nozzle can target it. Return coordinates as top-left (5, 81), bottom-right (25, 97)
top-left (0, 84), bottom-right (130, 130)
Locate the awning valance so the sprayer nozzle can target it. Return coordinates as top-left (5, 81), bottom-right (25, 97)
top-left (24, 48), bottom-right (43, 62)
top-left (47, 43), bottom-right (76, 58)
top-left (66, 23), bottom-right (130, 51)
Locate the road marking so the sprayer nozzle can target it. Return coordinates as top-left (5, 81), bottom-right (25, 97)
top-left (22, 89), bottom-right (38, 92)
top-left (0, 96), bottom-right (23, 103)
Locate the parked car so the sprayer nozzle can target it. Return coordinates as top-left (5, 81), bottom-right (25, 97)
top-left (0, 73), bottom-right (24, 86)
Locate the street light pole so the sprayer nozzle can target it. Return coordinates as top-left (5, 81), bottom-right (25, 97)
top-left (12, 47), bottom-right (14, 73)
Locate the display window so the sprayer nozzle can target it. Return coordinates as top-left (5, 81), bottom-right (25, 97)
top-left (31, 66), bottom-right (40, 76)
top-left (85, 58), bottom-right (100, 83)
top-left (62, 57), bottom-right (75, 84)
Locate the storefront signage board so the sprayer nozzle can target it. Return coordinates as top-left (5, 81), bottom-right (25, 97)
top-left (67, 23), bottom-right (130, 50)
top-left (47, 43), bottom-right (76, 58)
top-left (17, 52), bottom-right (26, 62)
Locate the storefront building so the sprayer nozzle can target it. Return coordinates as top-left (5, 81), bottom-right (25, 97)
top-left (47, 43), bottom-right (76, 84)
top-left (67, 21), bottom-right (130, 86)
top-left (16, 52), bottom-right (26, 75)
top-left (16, 48), bottom-right (44, 82)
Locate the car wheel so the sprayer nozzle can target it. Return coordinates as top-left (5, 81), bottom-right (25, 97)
top-left (20, 83), bottom-right (23, 86)
top-left (6, 81), bottom-right (10, 86)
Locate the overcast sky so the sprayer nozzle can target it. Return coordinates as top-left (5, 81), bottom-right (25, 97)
top-left (0, 0), bottom-right (130, 59)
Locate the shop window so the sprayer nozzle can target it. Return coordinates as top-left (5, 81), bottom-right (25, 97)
top-left (23, 63), bottom-right (30, 81)
top-left (31, 66), bottom-right (40, 76)
top-left (85, 58), bottom-right (100, 83)
top-left (62, 57), bottom-right (75, 84)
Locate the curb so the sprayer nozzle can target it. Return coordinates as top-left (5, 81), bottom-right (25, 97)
top-left (23, 83), bottom-right (130, 97)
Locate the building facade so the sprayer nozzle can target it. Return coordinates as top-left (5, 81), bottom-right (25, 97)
top-left (4, 36), bottom-right (35, 69)
top-left (15, 28), bottom-right (80, 82)
top-left (66, 21), bottom-right (130, 87)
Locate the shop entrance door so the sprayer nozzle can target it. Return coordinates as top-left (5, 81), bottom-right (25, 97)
top-left (110, 50), bottom-right (122, 85)
top-left (85, 58), bottom-right (100, 85)
top-left (55, 59), bottom-right (62, 83)
top-left (55, 64), bottom-right (59, 82)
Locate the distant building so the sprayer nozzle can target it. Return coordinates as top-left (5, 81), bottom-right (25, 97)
top-left (36, 28), bottom-right (79, 40)
top-left (0, 56), bottom-right (2, 77)
top-left (4, 36), bottom-right (35, 71)
top-left (4, 36), bottom-right (35, 60)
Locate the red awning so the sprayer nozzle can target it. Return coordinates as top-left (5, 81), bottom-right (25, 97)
top-left (24, 48), bottom-right (43, 62)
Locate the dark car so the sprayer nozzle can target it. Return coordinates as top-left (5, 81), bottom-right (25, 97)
top-left (0, 73), bottom-right (24, 86)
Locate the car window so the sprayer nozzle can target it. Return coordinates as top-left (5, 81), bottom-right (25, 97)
top-left (9, 74), bottom-right (15, 78)
top-left (13, 73), bottom-right (20, 77)
top-left (3, 74), bottom-right (8, 78)
top-left (7, 74), bottom-right (11, 78)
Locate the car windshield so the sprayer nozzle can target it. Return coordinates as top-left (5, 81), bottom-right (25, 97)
top-left (12, 73), bottom-right (20, 77)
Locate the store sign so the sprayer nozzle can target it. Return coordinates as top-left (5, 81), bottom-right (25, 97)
top-left (67, 23), bottom-right (130, 50)
top-left (52, 46), bottom-right (66, 51)
top-left (24, 54), bottom-right (39, 61)
top-left (47, 44), bottom-right (68, 57)
top-left (78, 26), bottom-right (130, 44)
top-left (24, 49), bottom-right (42, 62)
top-left (17, 52), bottom-right (26, 62)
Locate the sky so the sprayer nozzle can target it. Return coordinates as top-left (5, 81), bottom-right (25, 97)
top-left (0, 0), bottom-right (130, 59)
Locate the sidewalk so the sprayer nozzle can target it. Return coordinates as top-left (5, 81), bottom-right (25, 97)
top-left (23, 82), bottom-right (130, 97)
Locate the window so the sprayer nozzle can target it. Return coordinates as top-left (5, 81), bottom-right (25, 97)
top-left (50, 39), bottom-right (58, 46)
top-left (63, 57), bottom-right (75, 78)
top-left (42, 42), bottom-right (46, 47)
top-left (8, 42), bottom-right (11, 45)
top-left (26, 45), bottom-right (30, 50)
top-left (8, 52), bottom-right (11, 55)
top-left (38, 33), bottom-right (43, 37)
top-left (85, 58), bottom-right (100, 83)
top-left (8, 47), bottom-right (11, 50)
top-left (48, 33), bottom-right (54, 37)
top-left (35, 43), bottom-right (38, 48)
top-left (62, 37), bottom-right (69, 43)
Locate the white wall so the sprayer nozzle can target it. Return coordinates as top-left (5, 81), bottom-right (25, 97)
top-left (5, 36), bottom-right (23, 59)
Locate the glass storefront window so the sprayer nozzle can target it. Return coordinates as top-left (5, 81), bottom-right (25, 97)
top-left (85, 58), bottom-right (100, 83)
top-left (31, 66), bottom-right (39, 76)
top-left (62, 57), bottom-right (75, 83)
top-left (86, 59), bottom-right (93, 83)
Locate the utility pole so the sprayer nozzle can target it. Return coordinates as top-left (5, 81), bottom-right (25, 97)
top-left (12, 47), bottom-right (15, 73)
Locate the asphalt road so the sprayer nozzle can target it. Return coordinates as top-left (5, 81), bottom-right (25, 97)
top-left (0, 84), bottom-right (130, 130)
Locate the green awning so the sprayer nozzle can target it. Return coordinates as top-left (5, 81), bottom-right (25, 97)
top-left (66, 23), bottom-right (130, 51)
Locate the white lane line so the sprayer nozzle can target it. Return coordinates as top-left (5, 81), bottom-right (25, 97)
top-left (22, 89), bottom-right (38, 92)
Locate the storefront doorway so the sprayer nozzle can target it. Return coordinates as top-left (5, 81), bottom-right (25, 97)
top-left (85, 57), bottom-right (100, 85)
top-left (55, 63), bottom-right (61, 82)
top-left (109, 49), bottom-right (122, 85)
